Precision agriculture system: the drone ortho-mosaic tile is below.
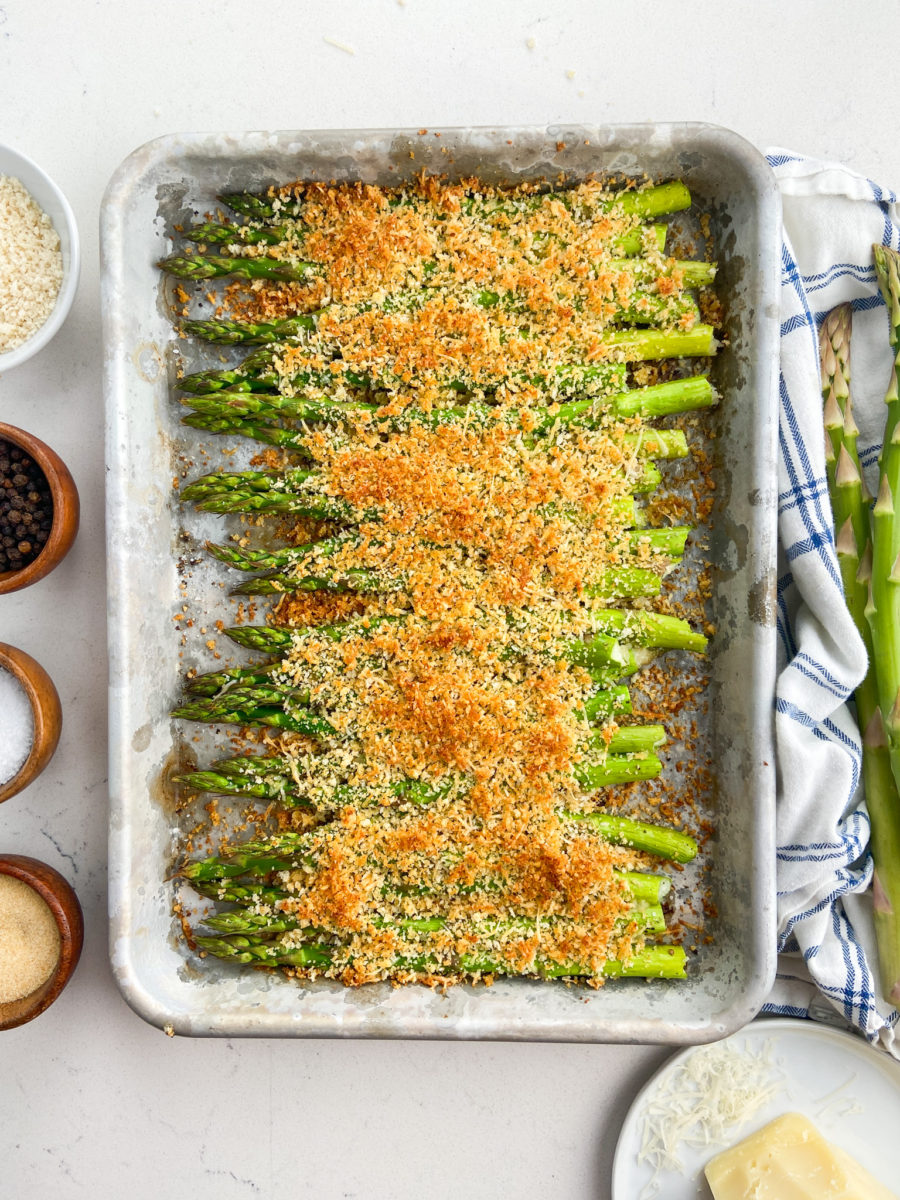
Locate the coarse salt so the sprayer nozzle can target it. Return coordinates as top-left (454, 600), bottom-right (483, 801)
top-left (0, 666), bottom-right (34, 784)
top-left (0, 175), bottom-right (63, 353)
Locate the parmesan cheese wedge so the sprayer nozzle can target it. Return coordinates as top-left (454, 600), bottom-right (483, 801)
top-left (704, 1112), bottom-right (897, 1200)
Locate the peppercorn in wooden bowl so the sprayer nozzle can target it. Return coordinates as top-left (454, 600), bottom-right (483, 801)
top-left (0, 642), bottom-right (62, 804)
top-left (0, 855), bottom-right (83, 1031)
top-left (0, 422), bottom-right (79, 594)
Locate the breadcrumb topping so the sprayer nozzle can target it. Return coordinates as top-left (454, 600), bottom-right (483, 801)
top-left (177, 172), bottom-right (716, 985)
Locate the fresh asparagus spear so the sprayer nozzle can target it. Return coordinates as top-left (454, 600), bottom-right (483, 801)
top-left (822, 300), bottom-right (900, 1004)
top-left (869, 247), bottom-right (900, 797)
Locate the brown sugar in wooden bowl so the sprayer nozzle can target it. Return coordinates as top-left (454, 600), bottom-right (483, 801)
top-left (0, 642), bottom-right (62, 804)
top-left (0, 855), bottom-right (83, 1030)
top-left (0, 421), bottom-right (79, 594)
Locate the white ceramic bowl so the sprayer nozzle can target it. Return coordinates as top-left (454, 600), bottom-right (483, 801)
top-left (0, 144), bottom-right (80, 371)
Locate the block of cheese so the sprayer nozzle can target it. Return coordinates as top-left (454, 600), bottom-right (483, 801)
top-left (704, 1112), bottom-right (897, 1200)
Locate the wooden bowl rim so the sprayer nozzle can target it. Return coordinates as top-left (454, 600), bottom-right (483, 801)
top-left (0, 854), bottom-right (83, 1031)
top-left (0, 642), bottom-right (62, 804)
top-left (0, 421), bottom-right (79, 594)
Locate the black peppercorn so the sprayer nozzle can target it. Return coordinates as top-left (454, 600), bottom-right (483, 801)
top-left (0, 440), bottom-right (53, 573)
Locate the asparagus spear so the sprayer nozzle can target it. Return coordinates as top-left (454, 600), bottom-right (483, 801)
top-left (182, 217), bottom-right (669, 259)
top-left (166, 257), bottom-right (709, 328)
top-left (179, 357), bottom-right (626, 395)
top-left (869, 247), bottom-right (900, 798)
top-left (193, 862), bottom-right (668, 908)
top-left (159, 254), bottom-right (321, 282)
top-left (217, 178), bottom-right (693, 224)
top-left (180, 458), bottom-right (668, 517)
top-left (222, 607), bottom-right (704, 656)
top-left (182, 811), bottom-right (698, 880)
top-left (227, 563), bottom-right (664, 600)
top-left (821, 301), bottom-right (900, 1004)
top-left (179, 376), bottom-right (717, 444)
top-left (200, 902), bottom-right (667, 938)
top-left (206, 527), bottom-right (688, 581)
top-left (191, 863), bottom-right (669, 907)
top-left (194, 932), bottom-right (687, 980)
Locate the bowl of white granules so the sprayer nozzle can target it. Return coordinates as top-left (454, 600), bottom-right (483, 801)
top-left (0, 144), bottom-right (79, 371)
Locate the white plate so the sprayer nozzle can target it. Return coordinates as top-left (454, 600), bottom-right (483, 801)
top-left (612, 1017), bottom-right (900, 1198)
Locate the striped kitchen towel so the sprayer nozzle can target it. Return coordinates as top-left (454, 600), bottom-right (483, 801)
top-left (761, 149), bottom-right (900, 1056)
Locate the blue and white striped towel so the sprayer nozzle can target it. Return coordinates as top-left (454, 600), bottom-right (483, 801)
top-left (760, 150), bottom-right (900, 1057)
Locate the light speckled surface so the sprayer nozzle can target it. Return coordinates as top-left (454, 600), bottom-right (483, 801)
top-left (3, 2), bottom-right (900, 1196)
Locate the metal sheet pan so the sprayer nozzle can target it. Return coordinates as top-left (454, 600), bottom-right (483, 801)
top-left (101, 123), bottom-right (780, 1040)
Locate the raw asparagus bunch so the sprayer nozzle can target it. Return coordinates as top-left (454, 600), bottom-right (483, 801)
top-left (820, 299), bottom-right (900, 1004)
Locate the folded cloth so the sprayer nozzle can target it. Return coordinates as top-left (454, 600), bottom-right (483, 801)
top-left (760, 149), bottom-right (900, 1056)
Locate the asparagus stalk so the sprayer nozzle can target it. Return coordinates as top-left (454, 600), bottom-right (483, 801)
top-left (459, 179), bottom-right (694, 221)
top-left (200, 903), bottom-right (667, 938)
top-left (176, 740), bottom-right (663, 803)
top-left (218, 178), bottom-right (693, 224)
top-left (159, 254), bottom-right (321, 281)
top-left (229, 563), bottom-right (664, 600)
top-left (181, 460), bottom-right (667, 517)
top-left (179, 357), bottom-right (626, 395)
top-left (182, 811), bottom-right (698, 883)
top-left (191, 863), bottom-right (670, 907)
top-left (182, 218), bottom-right (670, 259)
top-left (168, 259), bottom-right (707, 329)
top-left (869, 247), bottom-right (900, 796)
top-left (179, 376), bottom-right (717, 444)
top-left (206, 527), bottom-right (688, 579)
top-left (181, 426), bottom-right (683, 505)
top-left (194, 932), bottom-right (687, 979)
top-left (222, 607), bottom-right (703, 656)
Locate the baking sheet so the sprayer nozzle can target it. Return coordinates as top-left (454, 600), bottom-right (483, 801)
top-left (101, 124), bottom-right (780, 1039)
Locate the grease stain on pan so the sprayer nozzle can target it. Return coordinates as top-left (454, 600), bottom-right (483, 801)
top-left (132, 340), bottom-right (164, 382)
top-left (748, 569), bottom-right (776, 626)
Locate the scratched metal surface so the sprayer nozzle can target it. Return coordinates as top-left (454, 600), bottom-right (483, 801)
top-left (101, 124), bottom-right (779, 1039)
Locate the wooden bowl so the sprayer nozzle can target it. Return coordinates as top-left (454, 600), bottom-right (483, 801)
top-left (0, 855), bottom-right (83, 1031)
top-left (0, 643), bottom-right (62, 804)
top-left (0, 422), bottom-right (79, 594)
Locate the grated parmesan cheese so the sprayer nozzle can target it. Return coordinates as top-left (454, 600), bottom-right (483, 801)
top-left (0, 175), bottom-right (63, 353)
top-left (636, 1039), bottom-right (784, 1193)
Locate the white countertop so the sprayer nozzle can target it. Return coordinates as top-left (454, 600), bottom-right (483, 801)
top-left (2, 3), bottom-right (899, 1196)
